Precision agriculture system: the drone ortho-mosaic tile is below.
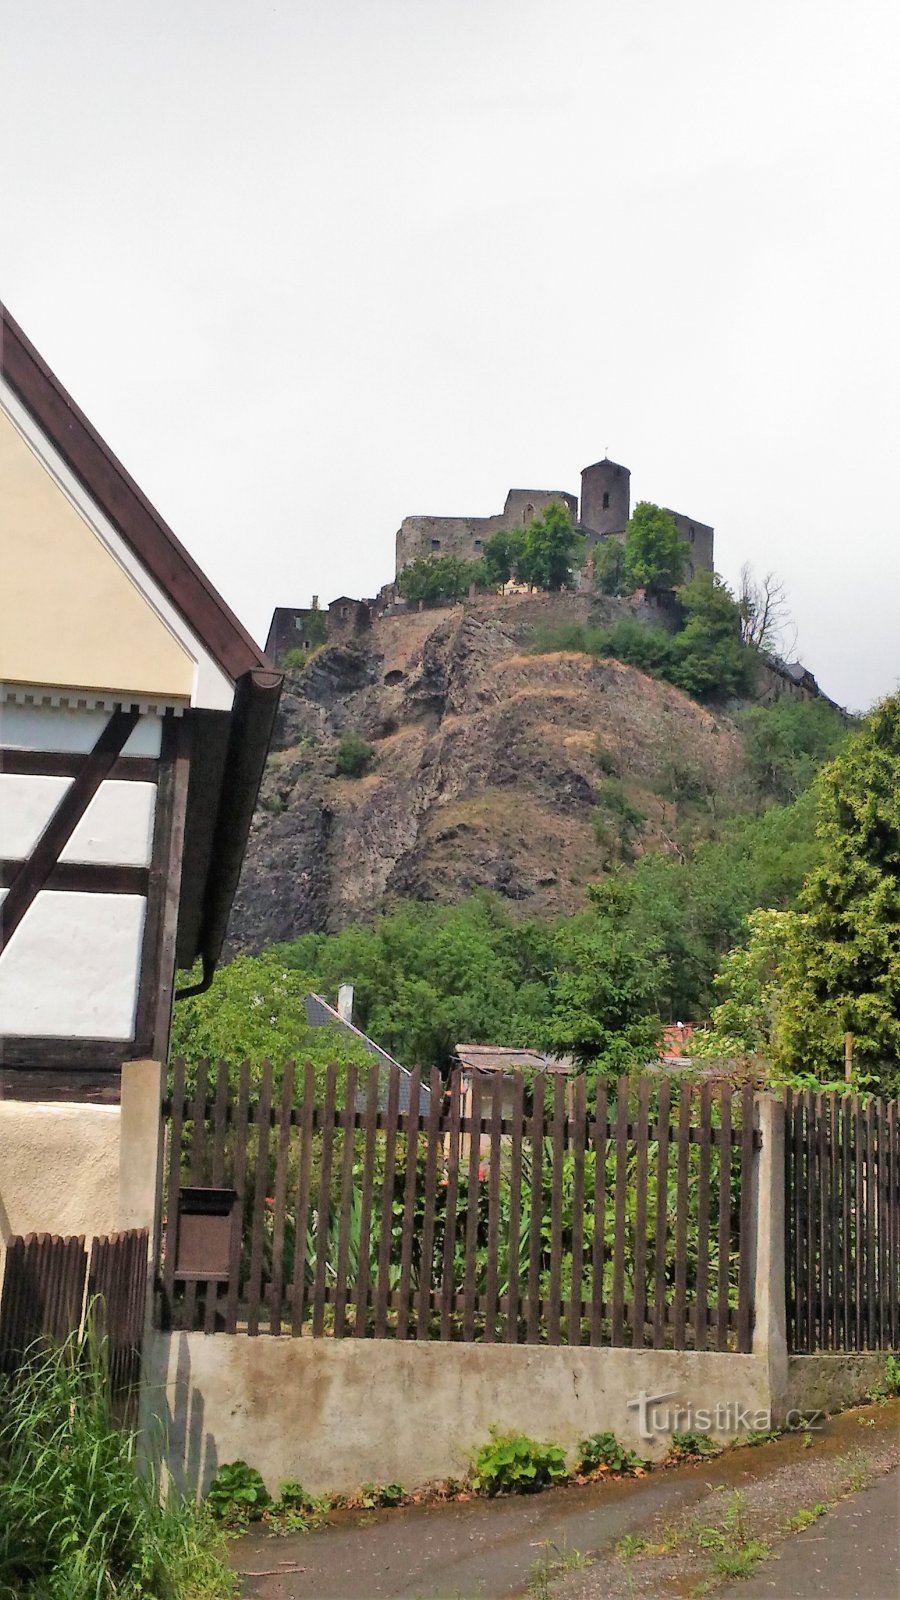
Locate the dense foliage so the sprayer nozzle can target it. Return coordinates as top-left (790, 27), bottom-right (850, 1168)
top-left (397, 554), bottom-right (485, 604)
top-left (0, 1334), bottom-right (235, 1599)
top-left (480, 501), bottom-right (584, 592)
top-left (532, 571), bottom-right (755, 703)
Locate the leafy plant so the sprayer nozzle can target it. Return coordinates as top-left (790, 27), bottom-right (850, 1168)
top-left (668, 1431), bottom-right (722, 1461)
top-left (336, 732), bottom-right (375, 778)
top-left (786, 1503), bottom-right (827, 1531)
top-left (578, 1432), bottom-right (649, 1476)
top-left (206, 1460), bottom-right (270, 1526)
top-left (0, 1332), bottom-right (237, 1598)
top-left (471, 1430), bottom-right (569, 1496)
top-left (885, 1354), bottom-right (900, 1394)
top-left (375, 1482), bottom-right (404, 1507)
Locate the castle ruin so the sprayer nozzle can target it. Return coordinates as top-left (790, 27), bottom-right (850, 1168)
top-left (395, 456), bottom-right (715, 582)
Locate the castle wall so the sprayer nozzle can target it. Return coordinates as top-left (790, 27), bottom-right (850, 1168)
top-left (667, 510), bottom-right (714, 579)
top-left (396, 489), bottom-right (577, 577)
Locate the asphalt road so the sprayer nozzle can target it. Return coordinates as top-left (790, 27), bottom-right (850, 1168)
top-left (719, 1467), bottom-right (900, 1600)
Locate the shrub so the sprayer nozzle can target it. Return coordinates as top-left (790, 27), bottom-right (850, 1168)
top-left (336, 732), bottom-right (375, 778)
top-left (0, 1332), bottom-right (237, 1599)
top-left (206, 1460), bottom-right (270, 1526)
top-left (471, 1430), bottom-right (569, 1496)
top-left (668, 1431), bottom-right (722, 1460)
top-left (282, 646), bottom-right (309, 671)
top-left (577, 1432), bottom-right (649, 1476)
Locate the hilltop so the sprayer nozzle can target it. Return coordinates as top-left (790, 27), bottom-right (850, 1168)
top-left (229, 591), bottom-right (758, 951)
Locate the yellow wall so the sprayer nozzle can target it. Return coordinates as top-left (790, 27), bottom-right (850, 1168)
top-left (0, 408), bottom-right (193, 698)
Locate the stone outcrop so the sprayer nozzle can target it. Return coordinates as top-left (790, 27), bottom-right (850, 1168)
top-left (228, 592), bottom-right (750, 951)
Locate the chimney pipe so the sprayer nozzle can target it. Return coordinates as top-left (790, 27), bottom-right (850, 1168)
top-left (337, 983), bottom-right (354, 1025)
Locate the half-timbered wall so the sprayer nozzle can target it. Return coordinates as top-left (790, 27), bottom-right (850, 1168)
top-left (0, 700), bottom-right (189, 1093)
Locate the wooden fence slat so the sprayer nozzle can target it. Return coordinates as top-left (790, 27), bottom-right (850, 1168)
top-left (841, 1093), bottom-right (851, 1351)
top-left (526, 1073), bottom-right (545, 1345)
top-left (736, 1085), bottom-right (755, 1355)
top-left (483, 1074), bottom-right (503, 1344)
top-left (333, 1065), bottom-right (359, 1339)
top-left (162, 1057), bottom-right (185, 1317)
top-left (374, 1063), bottom-right (402, 1338)
top-left (853, 1094), bottom-right (863, 1352)
top-left (654, 1079), bottom-right (672, 1350)
top-left (783, 1089), bottom-right (794, 1350)
top-left (631, 1077), bottom-right (650, 1349)
top-left (289, 1062), bottom-right (317, 1336)
top-left (394, 1068), bottom-right (421, 1341)
top-left (268, 1064), bottom-right (296, 1336)
top-left (877, 1098), bottom-right (889, 1349)
top-left (672, 1083), bottom-right (691, 1352)
top-left (182, 1060), bottom-right (209, 1333)
top-left (416, 1068), bottom-right (443, 1340)
top-left (505, 1073), bottom-right (525, 1344)
top-left (828, 1093), bottom-right (840, 1352)
top-left (883, 1100), bottom-right (890, 1350)
top-left (225, 1062), bottom-right (251, 1334)
top-left (865, 1098), bottom-right (876, 1348)
top-left (569, 1076), bottom-right (587, 1346)
top-left (246, 1061), bottom-right (273, 1338)
top-left (462, 1074), bottom-right (483, 1342)
top-left (611, 1077), bottom-right (629, 1347)
top-left (204, 1060), bottom-right (231, 1334)
top-left (440, 1068), bottom-right (463, 1341)
top-left (548, 1074), bottom-right (565, 1346)
top-left (354, 1065), bottom-right (381, 1337)
top-left (590, 1080), bottom-right (608, 1346)
top-left (311, 1063), bottom-right (338, 1337)
top-left (693, 1083), bottom-right (712, 1352)
top-left (817, 1093), bottom-right (828, 1349)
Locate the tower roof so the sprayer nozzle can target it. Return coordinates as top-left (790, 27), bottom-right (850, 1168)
top-left (581, 456), bottom-right (630, 475)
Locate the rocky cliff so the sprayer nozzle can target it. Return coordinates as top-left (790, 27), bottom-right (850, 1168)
top-left (228, 592), bottom-right (751, 952)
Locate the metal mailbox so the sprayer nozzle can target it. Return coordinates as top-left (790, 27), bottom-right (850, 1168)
top-left (173, 1187), bottom-right (239, 1281)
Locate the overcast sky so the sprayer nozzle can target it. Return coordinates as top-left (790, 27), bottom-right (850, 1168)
top-left (2, 0), bottom-right (897, 711)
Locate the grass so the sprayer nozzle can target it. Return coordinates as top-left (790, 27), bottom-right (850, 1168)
top-left (834, 1449), bottom-right (873, 1495)
top-left (0, 1330), bottom-right (237, 1599)
top-left (527, 1540), bottom-right (590, 1599)
top-left (785, 1502), bottom-right (828, 1532)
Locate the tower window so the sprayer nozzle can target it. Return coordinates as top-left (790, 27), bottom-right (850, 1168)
top-left (473, 539), bottom-right (482, 551)
top-left (689, 527), bottom-right (695, 543)
top-left (431, 538), bottom-right (441, 551)
top-left (602, 491), bottom-right (610, 510)
top-left (523, 503), bottom-right (535, 525)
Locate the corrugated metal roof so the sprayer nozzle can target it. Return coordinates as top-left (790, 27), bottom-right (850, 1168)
top-left (304, 994), bottom-right (431, 1112)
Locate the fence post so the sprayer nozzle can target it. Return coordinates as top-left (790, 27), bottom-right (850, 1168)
top-left (118, 1060), bottom-right (166, 1277)
top-left (750, 1094), bottom-right (789, 1421)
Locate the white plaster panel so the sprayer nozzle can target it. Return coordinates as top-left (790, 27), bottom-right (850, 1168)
top-left (62, 781), bottom-right (157, 866)
top-left (0, 890), bottom-right (146, 1038)
top-left (0, 704), bottom-right (163, 756)
top-left (0, 773), bottom-right (70, 858)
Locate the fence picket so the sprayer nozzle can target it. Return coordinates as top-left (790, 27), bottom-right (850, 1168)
top-left (590, 1080), bottom-right (608, 1346)
top-left (290, 1062), bottom-right (316, 1336)
top-left (693, 1083), bottom-right (712, 1352)
top-left (526, 1073), bottom-right (545, 1345)
top-left (246, 1061), bottom-right (273, 1338)
top-left (611, 1077), bottom-right (629, 1347)
top-left (269, 1064), bottom-right (295, 1336)
top-left (506, 1073), bottom-right (525, 1344)
top-left (354, 1065), bottom-right (381, 1337)
top-left (182, 1060), bottom-right (209, 1333)
top-left (736, 1085), bottom-right (755, 1355)
top-left (311, 1062), bottom-right (338, 1337)
top-left (632, 1077), bottom-right (650, 1348)
top-left (569, 1075), bottom-right (586, 1347)
top-left (548, 1074), bottom-right (565, 1346)
top-left (440, 1068), bottom-right (463, 1341)
top-left (653, 1079), bottom-right (672, 1350)
top-left (204, 1060), bottom-right (231, 1334)
top-left (462, 1074), bottom-right (483, 1342)
top-left (374, 1064), bottom-right (401, 1339)
top-left (416, 1068), bottom-right (443, 1340)
top-left (225, 1062), bottom-right (251, 1334)
top-left (333, 1065), bottom-right (359, 1339)
top-left (672, 1084), bottom-right (691, 1352)
top-left (483, 1074), bottom-right (503, 1344)
top-left (395, 1068), bottom-right (421, 1341)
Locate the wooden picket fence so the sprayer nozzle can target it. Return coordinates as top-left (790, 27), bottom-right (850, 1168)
top-left (786, 1089), bottom-right (899, 1352)
top-left (161, 1062), bottom-right (758, 1351)
top-left (0, 1229), bottom-right (148, 1415)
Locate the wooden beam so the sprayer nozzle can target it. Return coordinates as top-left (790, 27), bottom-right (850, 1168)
top-left (0, 862), bottom-right (149, 894)
top-left (0, 750), bottom-right (158, 782)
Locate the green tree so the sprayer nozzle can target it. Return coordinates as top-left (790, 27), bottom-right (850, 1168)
top-left (775, 696), bottom-right (900, 1088)
top-left (622, 502), bottom-right (687, 592)
top-left (669, 571), bottom-right (753, 700)
top-left (170, 952), bottom-right (374, 1085)
top-left (336, 731), bottom-right (374, 777)
top-left (544, 916), bottom-right (664, 1072)
top-left (516, 502), bottom-right (584, 591)
top-left (740, 698), bottom-right (848, 804)
top-left (398, 555), bottom-right (483, 605)
top-left (593, 537), bottom-right (627, 595)
top-left (480, 528), bottom-right (524, 590)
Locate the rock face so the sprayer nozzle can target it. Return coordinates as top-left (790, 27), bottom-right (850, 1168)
top-left (228, 593), bottom-right (750, 952)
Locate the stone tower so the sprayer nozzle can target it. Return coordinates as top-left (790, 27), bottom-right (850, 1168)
top-left (580, 457), bottom-right (630, 538)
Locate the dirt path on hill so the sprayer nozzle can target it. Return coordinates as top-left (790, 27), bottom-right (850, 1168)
top-left (231, 1399), bottom-right (899, 1600)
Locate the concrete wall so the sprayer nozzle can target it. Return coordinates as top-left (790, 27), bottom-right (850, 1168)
top-left (785, 1353), bottom-right (890, 1418)
top-left (0, 1101), bottom-right (121, 1256)
top-left (143, 1332), bottom-right (773, 1497)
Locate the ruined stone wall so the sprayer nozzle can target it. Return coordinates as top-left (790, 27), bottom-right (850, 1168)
top-left (395, 489), bottom-right (577, 578)
top-left (667, 510), bottom-right (715, 578)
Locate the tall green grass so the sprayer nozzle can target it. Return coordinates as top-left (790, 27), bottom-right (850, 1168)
top-left (0, 1330), bottom-right (237, 1600)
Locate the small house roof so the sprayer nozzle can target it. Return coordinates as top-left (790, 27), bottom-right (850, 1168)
top-left (455, 1044), bottom-right (572, 1075)
top-left (304, 994), bottom-right (430, 1112)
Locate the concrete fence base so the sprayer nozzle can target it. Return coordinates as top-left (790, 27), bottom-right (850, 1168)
top-left (144, 1332), bottom-right (777, 1497)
